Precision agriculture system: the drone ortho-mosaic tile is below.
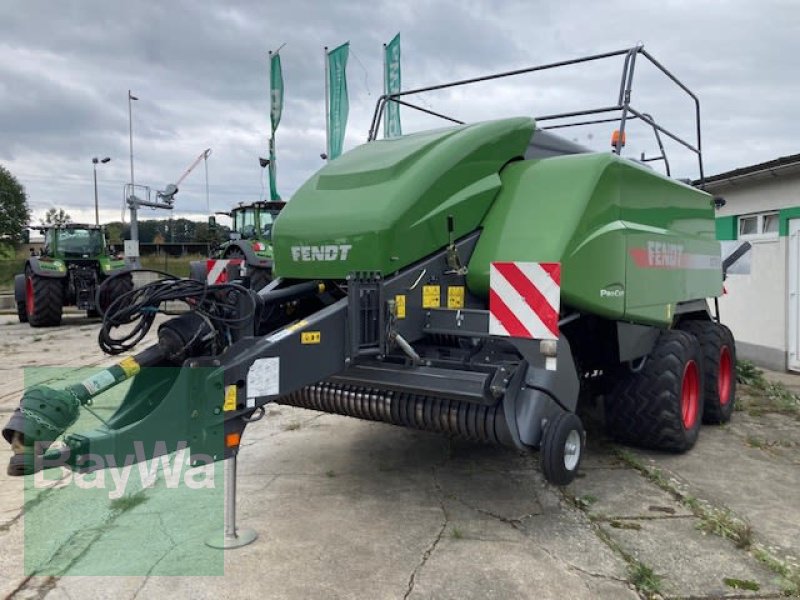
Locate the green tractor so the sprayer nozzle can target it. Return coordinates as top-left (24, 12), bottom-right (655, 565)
top-left (192, 201), bottom-right (285, 290)
top-left (14, 224), bottom-right (132, 327)
top-left (4, 46), bottom-right (737, 497)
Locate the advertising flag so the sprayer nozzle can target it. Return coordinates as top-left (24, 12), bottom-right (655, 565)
top-left (269, 51), bottom-right (283, 200)
top-left (327, 42), bottom-right (349, 160)
top-left (384, 33), bottom-right (401, 138)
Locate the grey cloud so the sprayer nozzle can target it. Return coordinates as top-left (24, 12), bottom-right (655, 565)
top-left (0, 0), bottom-right (797, 222)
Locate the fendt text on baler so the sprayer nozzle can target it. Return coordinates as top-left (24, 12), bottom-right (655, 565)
top-left (3, 46), bottom-right (737, 546)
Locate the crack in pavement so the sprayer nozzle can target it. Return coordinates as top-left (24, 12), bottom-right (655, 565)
top-left (131, 513), bottom-right (179, 599)
top-left (449, 487), bottom-right (631, 589)
top-left (0, 473), bottom-right (71, 534)
top-left (402, 462), bottom-right (449, 600)
top-left (5, 575), bottom-right (57, 600)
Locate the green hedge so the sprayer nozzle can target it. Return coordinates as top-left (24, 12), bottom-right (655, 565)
top-left (0, 259), bottom-right (26, 291)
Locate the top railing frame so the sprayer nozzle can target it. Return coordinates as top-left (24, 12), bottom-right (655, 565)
top-left (367, 45), bottom-right (704, 184)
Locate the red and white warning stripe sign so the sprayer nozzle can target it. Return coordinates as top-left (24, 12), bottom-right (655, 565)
top-left (206, 259), bottom-right (242, 284)
top-left (489, 262), bottom-right (560, 340)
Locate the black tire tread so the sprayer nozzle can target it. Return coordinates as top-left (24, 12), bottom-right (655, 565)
top-left (540, 412), bottom-right (584, 486)
top-left (28, 274), bottom-right (63, 327)
top-left (249, 267), bottom-right (271, 292)
top-left (99, 273), bottom-right (133, 314)
top-left (679, 320), bottom-right (736, 424)
top-left (605, 329), bottom-right (703, 452)
top-left (17, 301), bottom-right (28, 323)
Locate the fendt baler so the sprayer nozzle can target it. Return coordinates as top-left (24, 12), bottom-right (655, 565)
top-left (4, 46), bottom-right (736, 513)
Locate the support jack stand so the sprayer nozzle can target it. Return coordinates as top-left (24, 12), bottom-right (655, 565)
top-left (205, 452), bottom-right (257, 549)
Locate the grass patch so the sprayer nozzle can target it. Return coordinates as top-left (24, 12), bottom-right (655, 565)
top-left (609, 520), bottom-right (642, 531)
top-left (109, 490), bottom-right (148, 513)
top-left (613, 448), bottom-right (800, 593)
top-left (752, 546), bottom-right (800, 595)
top-left (628, 562), bottom-right (662, 597)
top-left (723, 577), bottom-right (760, 591)
top-left (736, 360), bottom-right (800, 419)
top-left (282, 421), bottom-right (301, 431)
top-left (451, 527), bottom-right (463, 540)
top-left (575, 494), bottom-right (598, 509)
top-left (736, 360), bottom-right (768, 387)
top-left (325, 469), bottom-right (335, 478)
top-left (138, 254), bottom-right (207, 279)
top-left (696, 508), bottom-right (752, 549)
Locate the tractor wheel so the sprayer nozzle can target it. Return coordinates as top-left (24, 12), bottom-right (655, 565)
top-left (98, 273), bottom-right (134, 315)
top-left (605, 329), bottom-right (704, 452)
top-left (540, 412), bottom-right (585, 486)
top-left (679, 321), bottom-right (736, 424)
top-left (189, 260), bottom-right (208, 283)
top-left (25, 271), bottom-right (63, 327)
top-left (17, 301), bottom-right (28, 323)
top-left (249, 267), bottom-right (271, 292)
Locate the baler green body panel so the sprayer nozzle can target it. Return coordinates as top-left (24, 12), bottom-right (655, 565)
top-left (272, 118), bottom-right (534, 279)
top-left (467, 153), bottom-right (722, 327)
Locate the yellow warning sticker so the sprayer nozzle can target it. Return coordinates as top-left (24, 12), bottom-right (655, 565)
top-left (118, 356), bottom-right (141, 378)
top-left (422, 285), bottom-right (441, 308)
top-left (223, 385), bottom-right (237, 412)
top-left (447, 286), bottom-right (465, 309)
top-left (395, 294), bottom-right (406, 319)
top-left (286, 319), bottom-right (309, 333)
top-left (301, 331), bottom-right (321, 344)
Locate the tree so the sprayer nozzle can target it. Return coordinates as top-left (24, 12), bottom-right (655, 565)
top-left (42, 208), bottom-right (72, 226)
top-left (105, 222), bottom-right (124, 244)
top-left (0, 164), bottom-right (31, 242)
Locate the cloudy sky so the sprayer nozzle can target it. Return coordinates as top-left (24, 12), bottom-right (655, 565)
top-left (1, 0), bottom-right (798, 226)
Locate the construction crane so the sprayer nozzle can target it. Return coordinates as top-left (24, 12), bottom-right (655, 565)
top-left (157, 148), bottom-right (213, 211)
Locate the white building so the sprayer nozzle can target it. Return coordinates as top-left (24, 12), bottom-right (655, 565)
top-left (704, 154), bottom-right (800, 372)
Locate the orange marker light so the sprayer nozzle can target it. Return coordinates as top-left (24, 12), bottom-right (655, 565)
top-left (226, 432), bottom-right (241, 448)
top-left (611, 130), bottom-right (626, 148)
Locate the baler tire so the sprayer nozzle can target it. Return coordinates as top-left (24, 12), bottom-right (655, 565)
top-left (679, 320), bottom-right (736, 424)
top-left (539, 412), bottom-right (585, 486)
top-left (26, 272), bottom-right (63, 328)
top-left (99, 273), bottom-right (133, 315)
top-left (249, 267), bottom-right (271, 292)
top-left (606, 329), bottom-right (704, 452)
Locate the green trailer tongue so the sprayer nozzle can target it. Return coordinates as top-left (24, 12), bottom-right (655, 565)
top-left (3, 45), bottom-right (735, 547)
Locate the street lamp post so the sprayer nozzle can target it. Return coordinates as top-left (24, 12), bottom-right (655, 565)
top-left (92, 157), bottom-right (111, 225)
top-left (128, 90), bottom-right (139, 250)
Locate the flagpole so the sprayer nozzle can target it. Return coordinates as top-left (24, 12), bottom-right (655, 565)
top-left (324, 46), bottom-right (330, 162)
top-left (268, 49), bottom-right (276, 198)
top-left (382, 43), bottom-right (388, 140)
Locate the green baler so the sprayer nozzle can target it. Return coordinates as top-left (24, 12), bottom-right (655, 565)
top-left (4, 46), bottom-right (735, 519)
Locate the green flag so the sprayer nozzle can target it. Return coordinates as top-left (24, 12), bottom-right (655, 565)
top-left (384, 33), bottom-right (401, 138)
top-left (269, 51), bottom-right (283, 200)
top-left (327, 42), bottom-right (349, 160)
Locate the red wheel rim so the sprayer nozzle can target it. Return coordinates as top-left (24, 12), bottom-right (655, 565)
top-left (25, 276), bottom-right (34, 316)
top-left (718, 346), bottom-right (732, 406)
top-left (681, 360), bottom-right (700, 429)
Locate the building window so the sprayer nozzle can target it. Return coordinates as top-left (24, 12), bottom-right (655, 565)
top-left (738, 212), bottom-right (779, 240)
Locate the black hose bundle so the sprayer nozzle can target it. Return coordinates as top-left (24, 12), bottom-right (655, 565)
top-left (96, 270), bottom-right (256, 355)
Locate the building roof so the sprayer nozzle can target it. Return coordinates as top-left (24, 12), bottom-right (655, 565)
top-left (699, 152), bottom-right (800, 187)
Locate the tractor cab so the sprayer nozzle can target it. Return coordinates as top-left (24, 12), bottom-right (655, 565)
top-left (229, 201), bottom-right (285, 241)
top-left (41, 224), bottom-right (106, 259)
